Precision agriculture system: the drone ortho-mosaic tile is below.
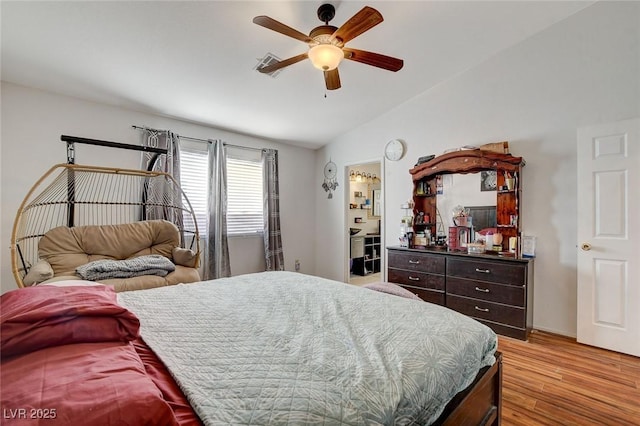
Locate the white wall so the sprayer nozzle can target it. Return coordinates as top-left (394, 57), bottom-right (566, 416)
top-left (315, 1), bottom-right (640, 337)
top-left (0, 83), bottom-right (317, 293)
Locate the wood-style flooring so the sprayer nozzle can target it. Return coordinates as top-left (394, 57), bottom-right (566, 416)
top-left (498, 330), bottom-right (640, 425)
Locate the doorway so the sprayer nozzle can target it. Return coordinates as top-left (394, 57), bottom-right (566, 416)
top-left (346, 161), bottom-right (383, 285)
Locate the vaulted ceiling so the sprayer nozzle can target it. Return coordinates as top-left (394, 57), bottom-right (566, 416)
top-left (1, 1), bottom-right (593, 149)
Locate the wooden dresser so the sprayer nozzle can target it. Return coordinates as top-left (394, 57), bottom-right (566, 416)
top-left (388, 246), bottom-right (534, 340)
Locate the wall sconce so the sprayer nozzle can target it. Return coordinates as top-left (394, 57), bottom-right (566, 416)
top-left (349, 170), bottom-right (356, 181)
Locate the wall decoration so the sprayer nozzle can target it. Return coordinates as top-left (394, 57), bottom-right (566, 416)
top-left (480, 170), bottom-right (497, 191)
top-left (322, 159), bottom-right (338, 199)
top-left (384, 139), bottom-right (405, 161)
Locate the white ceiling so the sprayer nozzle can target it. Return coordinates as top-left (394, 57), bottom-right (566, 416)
top-left (1, 1), bottom-right (593, 149)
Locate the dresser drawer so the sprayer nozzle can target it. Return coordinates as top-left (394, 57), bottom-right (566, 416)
top-left (447, 258), bottom-right (525, 286)
top-left (447, 277), bottom-right (525, 307)
top-left (399, 285), bottom-right (445, 305)
top-left (388, 250), bottom-right (445, 274)
top-left (388, 268), bottom-right (445, 291)
top-left (446, 294), bottom-right (525, 329)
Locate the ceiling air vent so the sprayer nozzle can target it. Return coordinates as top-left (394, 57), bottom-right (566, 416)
top-left (255, 53), bottom-right (282, 78)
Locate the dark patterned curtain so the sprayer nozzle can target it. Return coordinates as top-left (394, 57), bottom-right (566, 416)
top-left (140, 129), bottom-right (183, 236)
top-left (262, 149), bottom-right (284, 271)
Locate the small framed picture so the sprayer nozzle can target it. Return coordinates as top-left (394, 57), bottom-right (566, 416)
top-left (480, 171), bottom-right (497, 191)
top-left (522, 235), bottom-right (536, 258)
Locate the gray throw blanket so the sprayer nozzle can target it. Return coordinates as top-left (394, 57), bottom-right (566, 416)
top-left (76, 255), bottom-right (175, 281)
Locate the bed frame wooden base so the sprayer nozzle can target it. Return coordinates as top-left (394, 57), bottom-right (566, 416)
top-left (434, 351), bottom-right (503, 425)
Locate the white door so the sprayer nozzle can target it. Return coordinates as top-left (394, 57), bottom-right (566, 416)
top-left (577, 117), bottom-right (639, 357)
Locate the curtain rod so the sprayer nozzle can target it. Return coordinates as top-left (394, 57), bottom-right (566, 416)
top-left (62, 134), bottom-right (167, 154)
top-left (131, 125), bottom-right (264, 152)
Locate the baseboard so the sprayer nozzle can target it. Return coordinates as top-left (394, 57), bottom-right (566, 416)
top-left (531, 327), bottom-right (577, 339)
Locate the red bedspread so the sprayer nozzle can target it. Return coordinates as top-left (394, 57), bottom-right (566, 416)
top-left (0, 285), bottom-right (200, 425)
top-left (134, 338), bottom-right (203, 426)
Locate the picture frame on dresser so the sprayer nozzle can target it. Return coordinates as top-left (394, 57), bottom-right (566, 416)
top-left (522, 235), bottom-right (536, 258)
top-left (480, 170), bottom-right (497, 191)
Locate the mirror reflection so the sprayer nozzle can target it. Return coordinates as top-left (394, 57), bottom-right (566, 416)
top-left (368, 186), bottom-right (381, 219)
top-left (436, 172), bottom-right (497, 232)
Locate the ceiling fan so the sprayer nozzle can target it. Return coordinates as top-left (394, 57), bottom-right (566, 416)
top-left (253, 4), bottom-right (404, 90)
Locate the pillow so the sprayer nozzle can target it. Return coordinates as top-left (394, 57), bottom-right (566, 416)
top-left (75, 254), bottom-right (176, 281)
top-left (362, 282), bottom-right (422, 300)
top-left (172, 247), bottom-right (197, 268)
top-left (22, 260), bottom-right (54, 286)
top-left (1, 285), bottom-right (140, 358)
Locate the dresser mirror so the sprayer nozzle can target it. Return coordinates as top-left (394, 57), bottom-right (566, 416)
top-left (436, 172), bottom-right (497, 232)
top-left (409, 150), bottom-right (524, 252)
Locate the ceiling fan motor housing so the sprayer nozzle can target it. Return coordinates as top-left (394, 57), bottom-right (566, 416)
top-left (317, 4), bottom-right (336, 24)
top-left (309, 25), bottom-right (339, 45)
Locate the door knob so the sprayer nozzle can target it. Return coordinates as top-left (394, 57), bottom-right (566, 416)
top-left (581, 243), bottom-right (592, 251)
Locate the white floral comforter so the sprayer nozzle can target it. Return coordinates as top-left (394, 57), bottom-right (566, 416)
top-left (118, 271), bottom-right (496, 425)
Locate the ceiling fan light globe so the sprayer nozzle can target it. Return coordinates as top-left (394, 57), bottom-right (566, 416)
top-left (308, 44), bottom-right (343, 71)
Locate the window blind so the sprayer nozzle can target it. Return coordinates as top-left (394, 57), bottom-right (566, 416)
top-left (179, 143), bottom-right (264, 236)
top-left (179, 148), bottom-right (209, 235)
top-left (226, 157), bottom-right (264, 235)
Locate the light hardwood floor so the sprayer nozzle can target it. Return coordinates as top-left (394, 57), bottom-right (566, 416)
top-left (498, 330), bottom-right (640, 425)
top-left (349, 272), bottom-right (381, 286)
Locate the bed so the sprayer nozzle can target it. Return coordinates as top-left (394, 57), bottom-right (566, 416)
top-left (1, 271), bottom-right (502, 425)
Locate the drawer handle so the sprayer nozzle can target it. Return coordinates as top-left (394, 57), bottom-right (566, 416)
top-left (408, 276), bottom-right (420, 281)
top-left (474, 306), bottom-right (490, 312)
top-left (408, 260), bottom-right (421, 264)
top-left (475, 268), bottom-right (490, 274)
top-left (475, 287), bottom-right (490, 293)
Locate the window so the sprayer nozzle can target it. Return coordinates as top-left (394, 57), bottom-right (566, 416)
top-left (179, 147), bottom-right (209, 235)
top-left (226, 156), bottom-right (264, 235)
top-left (179, 141), bottom-right (264, 236)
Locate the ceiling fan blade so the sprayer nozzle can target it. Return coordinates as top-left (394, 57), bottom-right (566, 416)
top-left (330, 6), bottom-right (383, 45)
top-left (343, 48), bottom-right (404, 72)
top-left (257, 53), bottom-right (309, 74)
top-left (324, 69), bottom-right (341, 90)
top-left (253, 16), bottom-right (314, 44)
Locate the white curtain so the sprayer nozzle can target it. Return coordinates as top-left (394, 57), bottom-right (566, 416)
top-left (204, 139), bottom-right (231, 279)
top-left (262, 149), bottom-right (284, 271)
